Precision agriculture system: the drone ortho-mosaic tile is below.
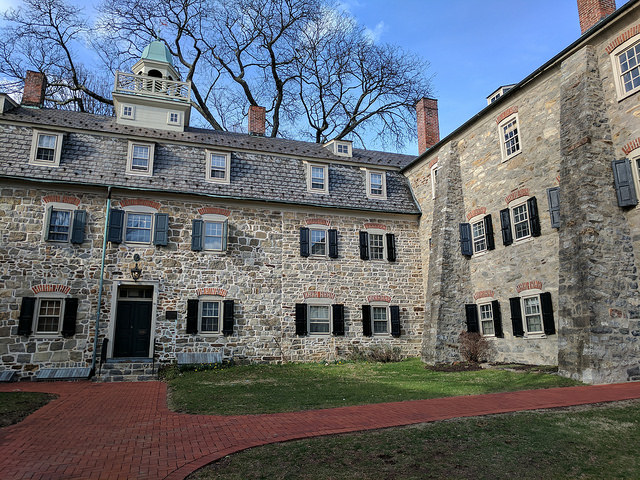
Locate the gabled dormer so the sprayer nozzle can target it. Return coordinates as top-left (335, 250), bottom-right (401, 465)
top-left (113, 39), bottom-right (192, 132)
top-left (324, 139), bottom-right (352, 157)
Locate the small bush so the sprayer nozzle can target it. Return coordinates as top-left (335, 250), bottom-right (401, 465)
top-left (459, 331), bottom-right (491, 363)
top-left (347, 345), bottom-right (403, 363)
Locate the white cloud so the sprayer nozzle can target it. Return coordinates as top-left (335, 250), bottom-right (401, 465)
top-left (364, 21), bottom-right (386, 43)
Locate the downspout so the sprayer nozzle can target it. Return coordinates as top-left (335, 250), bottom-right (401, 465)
top-left (91, 186), bottom-right (112, 374)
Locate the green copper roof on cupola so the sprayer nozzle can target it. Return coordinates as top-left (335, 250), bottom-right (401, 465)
top-left (141, 39), bottom-right (174, 67)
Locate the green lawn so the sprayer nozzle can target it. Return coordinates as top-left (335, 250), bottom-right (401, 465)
top-left (0, 392), bottom-right (56, 428)
top-left (187, 400), bottom-right (640, 480)
top-left (167, 359), bottom-right (580, 415)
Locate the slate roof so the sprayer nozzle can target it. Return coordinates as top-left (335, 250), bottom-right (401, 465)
top-left (0, 107), bottom-right (420, 215)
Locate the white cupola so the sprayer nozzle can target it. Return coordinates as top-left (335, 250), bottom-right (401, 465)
top-left (112, 39), bottom-right (192, 132)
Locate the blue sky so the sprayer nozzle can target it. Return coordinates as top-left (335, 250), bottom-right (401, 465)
top-left (343, 0), bottom-right (632, 153)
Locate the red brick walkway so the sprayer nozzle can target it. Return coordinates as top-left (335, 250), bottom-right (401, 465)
top-left (1, 381), bottom-right (640, 479)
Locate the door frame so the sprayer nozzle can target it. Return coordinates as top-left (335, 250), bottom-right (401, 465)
top-left (108, 280), bottom-right (159, 359)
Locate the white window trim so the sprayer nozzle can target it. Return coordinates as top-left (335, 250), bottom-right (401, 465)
top-left (126, 141), bottom-right (155, 177)
top-left (498, 112), bottom-right (522, 162)
top-left (335, 141), bottom-right (352, 157)
top-left (309, 225), bottom-right (329, 257)
top-left (198, 296), bottom-right (223, 335)
top-left (468, 213), bottom-right (487, 255)
top-left (630, 152), bottom-right (640, 204)
top-left (121, 104), bottom-right (135, 119)
top-left (123, 205), bottom-right (156, 245)
top-left (430, 163), bottom-right (439, 199)
top-left (611, 35), bottom-right (640, 101)
top-left (477, 301), bottom-right (495, 337)
top-left (366, 169), bottom-right (387, 199)
top-left (32, 292), bottom-right (66, 337)
top-left (306, 162), bottom-right (329, 194)
top-left (29, 130), bottom-right (64, 167)
top-left (367, 228), bottom-right (387, 261)
top-left (509, 198), bottom-right (532, 243)
top-left (205, 150), bottom-right (231, 185)
top-left (201, 213), bottom-right (228, 252)
top-left (519, 291), bottom-right (545, 338)
top-left (370, 302), bottom-right (391, 336)
top-left (305, 297), bottom-right (333, 336)
top-left (43, 201), bottom-right (79, 243)
top-left (167, 111), bottom-right (181, 125)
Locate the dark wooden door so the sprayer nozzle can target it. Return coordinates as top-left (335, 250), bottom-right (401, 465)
top-left (113, 301), bottom-right (152, 358)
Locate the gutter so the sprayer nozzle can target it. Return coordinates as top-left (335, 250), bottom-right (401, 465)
top-left (401, 0), bottom-right (640, 173)
top-left (90, 186), bottom-right (112, 374)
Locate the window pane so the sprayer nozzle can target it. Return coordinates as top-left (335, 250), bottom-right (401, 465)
top-left (201, 301), bottom-right (220, 332)
top-left (370, 173), bottom-right (383, 195)
top-left (310, 229), bottom-right (326, 255)
top-left (524, 297), bottom-right (543, 333)
top-left (311, 166), bottom-right (325, 190)
top-left (48, 210), bottom-right (71, 241)
top-left (479, 304), bottom-right (494, 335)
top-left (373, 306), bottom-right (388, 333)
top-left (36, 134), bottom-right (57, 162)
top-left (125, 213), bottom-right (152, 243)
top-left (36, 299), bottom-right (61, 333)
top-left (370, 234), bottom-right (384, 260)
top-left (204, 221), bottom-right (224, 250)
top-left (131, 145), bottom-right (150, 171)
top-left (503, 119), bottom-right (520, 156)
top-left (472, 220), bottom-right (486, 252)
top-left (210, 154), bottom-right (227, 179)
top-left (620, 42), bottom-right (640, 93)
top-left (309, 305), bottom-right (330, 333)
top-left (513, 204), bottom-right (530, 240)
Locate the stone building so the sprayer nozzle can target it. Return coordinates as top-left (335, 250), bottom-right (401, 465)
top-left (1, 0), bottom-right (640, 383)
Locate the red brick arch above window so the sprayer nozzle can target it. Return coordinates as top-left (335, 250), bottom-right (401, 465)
top-left (306, 218), bottom-right (330, 226)
top-left (367, 295), bottom-right (391, 303)
top-left (198, 207), bottom-right (230, 217)
top-left (42, 195), bottom-right (80, 206)
top-left (32, 284), bottom-right (70, 295)
top-left (505, 188), bottom-right (530, 205)
top-left (473, 290), bottom-right (495, 300)
top-left (516, 281), bottom-right (543, 293)
top-left (119, 199), bottom-right (161, 210)
top-left (606, 25), bottom-right (640, 54)
top-left (196, 287), bottom-right (227, 297)
top-left (622, 138), bottom-right (640, 155)
top-left (496, 106), bottom-right (518, 124)
top-left (303, 291), bottom-right (335, 300)
top-left (467, 207), bottom-right (487, 221)
top-left (363, 222), bottom-right (387, 230)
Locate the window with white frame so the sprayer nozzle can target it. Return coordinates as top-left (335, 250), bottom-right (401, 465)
top-left (126, 141), bottom-right (155, 176)
top-left (337, 143), bottom-right (349, 154)
top-left (498, 113), bottom-right (521, 160)
top-left (125, 212), bottom-right (153, 243)
top-left (366, 170), bottom-right (386, 199)
top-left (206, 151), bottom-right (231, 184)
top-left (307, 163), bottom-right (328, 193)
top-left (308, 304), bottom-right (331, 334)
top-left (199, 299), bottom-right (221, 333)
top-left (204, 221), bottom-right (225, 251)
top-left (30, 130), bottom-right (64, 167)
top-left (522, 295), bottom-right (543, 334)
top-left (34, 298), bottom-right (64, 334)
top-left (612, 36), bottom-right (640, 100)
top-left (471, 219), bottom-right (486, 253)
top-left (167, 111), bottom-right (181, 125)
top-left (431, 163), bottom-right (439, 199)
top-left (372, 305), bottom-right (389, 334)
top-left (310, 228), bottom-right (327, 256)
top-left (369, 233), bottom-right (385, 260)
top-left (121, 104), bottom-right (135, 119)
top-left (479, 303), bottom-right (495, 336)
top-left (48, 209), bottom-right (72, 241)
top-left (512, 203), bottom-right (531, 241)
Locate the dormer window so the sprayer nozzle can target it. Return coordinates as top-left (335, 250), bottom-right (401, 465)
top-left (306, 163), bottom-right (328, 193)
top-left (126, 141), bottom-right (155, 176)
top-left (323, 139), bottom-right (352, 157)
top-left (205, 150), bottom-right (231, 184)
top-left (167, 111), bottom-right (181, 125)
top-left (30, 130), bottom-right (64, 167)
top-left (366, 170), bottom-right (387, 199)
top-left (121, 104), bottom-right (135, 119)
top-left (337, 143), bottom-right (348, 154)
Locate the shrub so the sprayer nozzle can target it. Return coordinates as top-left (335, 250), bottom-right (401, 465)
top-left (347, 345), bottom-right (403, 363)
top-left (459, 331), bottom-right (491, 363)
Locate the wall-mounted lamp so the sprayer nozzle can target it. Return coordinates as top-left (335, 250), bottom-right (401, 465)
top-left (130, 253), bottom-right (142, 281)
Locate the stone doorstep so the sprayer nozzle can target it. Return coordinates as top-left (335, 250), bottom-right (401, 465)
top-left (95, 360), bottom-right (158, 382)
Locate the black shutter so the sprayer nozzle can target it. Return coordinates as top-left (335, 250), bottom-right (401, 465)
top-left (328, 229), bottom-right (338, 258)
top-left (186, 299), bottom-right (199, 334)
top-left (359, 231), bottom-right (369, 260)
top-left (191, 219), bottom-right (203, 251)
top-left (484, 215), bottom-right (495, 251)
top-left (107, 209), bottom-right (124, 243)
top-left (295, 303), bottom-right (307, 335)
top-left (528, 197), bottom-right (541, 237)
top-left (465, 304), bottom-right (479, 333)
top-left (547, 187), bottom-right (560, 228)
top-left (61, 298), bottom-right (78, 337)
top-left (492, 300), bottom-right (503, 338)
top-left (540, 292), bottom-right (556, 335)
top-left (500, 208), bottom-right (513, 246)
top-left (44, 206), bottom-right (52, 241)
top-left (153, 213), bottom-right (169, 246)
top-left (390, 305), bottom-right (401, 337)
top-left (612, 158), bottom-right (639, 207)
top-left (459, 223), bottom-right (472, 256)
top-left (509, 297), bottom-right (524, 337)
top-left (70, 210), bottom-right (86, 244)
top-left (362, 305), bottom-right (372, 336)
top-left (222, 299), bottom-right (234, 336)
top-left (386, 233), bottom-right (396, 262)
top-left (18, 297), bottom-right (35, 336)
top-left (300, 227), bottom-right (310, 257)
top-left (332, 304), bottom-right (345, 336)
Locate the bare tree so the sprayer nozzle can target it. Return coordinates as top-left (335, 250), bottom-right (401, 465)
top-left (0, 0), bottom-right (433, 149)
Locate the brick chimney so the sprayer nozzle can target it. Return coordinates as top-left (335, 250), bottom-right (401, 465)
top-left (577, 0), bottom-right (616, 34)
top-left (22, 71), bottom-right (47, 108)
top-left (248, 105), bottom-right (266, 136)
top-left (416, 97), bottom-right (439, 154)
